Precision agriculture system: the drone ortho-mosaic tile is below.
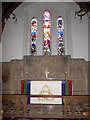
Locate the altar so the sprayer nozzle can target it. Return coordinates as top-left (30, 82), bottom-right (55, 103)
top-left (30, 80), bottom-right (62, 104)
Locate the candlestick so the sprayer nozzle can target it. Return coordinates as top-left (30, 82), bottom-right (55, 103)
top-left (65, 71), bottom-right (67, 81)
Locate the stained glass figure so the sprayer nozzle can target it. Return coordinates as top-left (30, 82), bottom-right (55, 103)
top-left (43, 10), bottom-right (51, 55)
top-left (31, 17), bottom-right (37, 55)
top-left (57, 16), bottom-right (65, 55)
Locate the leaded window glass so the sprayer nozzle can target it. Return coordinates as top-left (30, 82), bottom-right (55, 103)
top-left (31, 17), bottom-right (37, 55)
top-left (43, 10), bottom-right (51, 55)
top-left (57, 16), bottom-right (65, 55)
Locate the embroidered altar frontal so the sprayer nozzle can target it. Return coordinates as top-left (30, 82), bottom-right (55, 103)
top-left (30, 81), bottom-right (62, 104)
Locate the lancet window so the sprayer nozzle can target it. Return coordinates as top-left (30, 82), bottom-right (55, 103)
top-left (57, 16), bottom-right (65, 55)
top-left (43, 10), bottom-right (51, 55)
top-left (31, 17), bottom-right (37, 55)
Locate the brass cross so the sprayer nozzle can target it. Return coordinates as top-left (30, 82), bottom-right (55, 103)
top-left (45, 70), bottom-right (49, 78)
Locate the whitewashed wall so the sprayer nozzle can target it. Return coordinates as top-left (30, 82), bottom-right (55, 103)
top-left (1, 2), bottom-right (89, 62)
top-left (2, 3), bottom-right (25, 62)
top-left (71, 9), bottom-right (88, 60)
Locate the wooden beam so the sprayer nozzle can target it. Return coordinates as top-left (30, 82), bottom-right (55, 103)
top-left (75, 2), bottom-right (90, 12)
top-left (2, 2), bottom-right (22, 32)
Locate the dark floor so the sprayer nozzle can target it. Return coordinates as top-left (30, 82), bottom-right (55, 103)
top-left (2, 100), bottom-right (89, 120)
top-left (2, 117), bottom-right (83, 120)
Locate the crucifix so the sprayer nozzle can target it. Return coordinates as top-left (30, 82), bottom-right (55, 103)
top-left (45, 70), bottom-right (49, 78)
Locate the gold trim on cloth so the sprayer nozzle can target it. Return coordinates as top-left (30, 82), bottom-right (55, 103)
top-left (38, 84), bottom-right (54, 101)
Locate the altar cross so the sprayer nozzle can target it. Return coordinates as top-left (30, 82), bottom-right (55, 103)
top-left (45, 70), bottom-right (49, 78)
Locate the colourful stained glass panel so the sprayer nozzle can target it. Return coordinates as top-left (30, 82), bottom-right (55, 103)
top-left (57, 16), bottom-right (64, 55)
top-left (43, 10), bottom-right (51, 55)
top-left (31, 18), bottom-right (37, 55)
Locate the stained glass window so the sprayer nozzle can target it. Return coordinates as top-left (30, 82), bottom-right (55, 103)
top-left (43, 10), bottom-right (51, 55)
top-left (31, 17), bottom-right (37, 55)
top-left (57, 16), bottom-right (65, 55)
